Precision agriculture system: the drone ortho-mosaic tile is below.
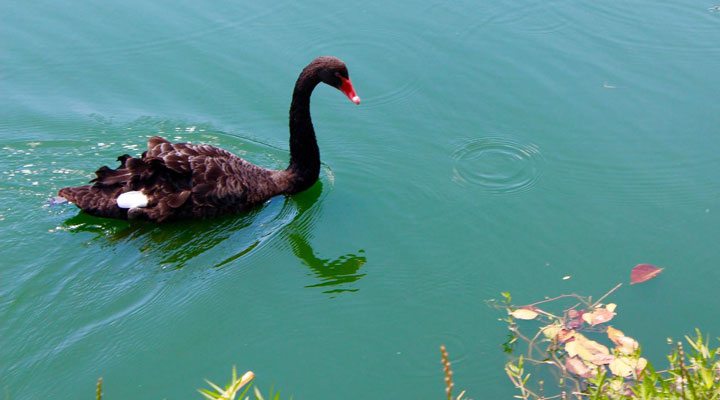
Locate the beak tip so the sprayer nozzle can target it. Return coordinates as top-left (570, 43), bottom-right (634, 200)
top-left (351, 96), bottom-right (361, 105)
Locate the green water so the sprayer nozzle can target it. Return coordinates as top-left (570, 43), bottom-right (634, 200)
top-left (2, 0), bottom-right (720, 398)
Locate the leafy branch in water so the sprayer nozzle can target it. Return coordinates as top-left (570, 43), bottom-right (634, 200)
top-left (490, 281), bottom-right (720, 399)
top-left (95, 367), bottom-right (285, 400)
top-left (199, 366), bottom-right (256, 400)
top-left (198, 366), bottom-right (284, 400)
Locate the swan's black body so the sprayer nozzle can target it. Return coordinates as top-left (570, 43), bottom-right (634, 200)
top-left (58, 56), bottom-right (359, 222)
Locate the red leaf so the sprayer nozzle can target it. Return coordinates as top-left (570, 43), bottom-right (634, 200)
top-left (630, 264), bottom-right (664, 285)
top-left (566, 309), bottom-right (585, 330)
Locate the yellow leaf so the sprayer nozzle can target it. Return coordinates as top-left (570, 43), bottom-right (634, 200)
top-left (542, 323), bottom-right (563, 340)
top-left (609, 357), bottom-right (633, 377)
top-left (609, 379), bottom-right (624, 392)
top-left (609, 356), bottom-right (647, 377)
top-left (511, 309), bottom-right (538, 320)
top-left (565, 340), bottom-right (580, 358)
top-left (636, 357), bottom-right (648, 374)
top-left (582, 313), bottom-right (593, 325)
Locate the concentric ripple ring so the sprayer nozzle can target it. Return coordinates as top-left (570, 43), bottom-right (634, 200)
top-left (452, 137), bottom-right (544, 194)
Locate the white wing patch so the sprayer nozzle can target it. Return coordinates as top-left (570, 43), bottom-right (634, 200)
top-left (117, 191), bottom-right (148, 208)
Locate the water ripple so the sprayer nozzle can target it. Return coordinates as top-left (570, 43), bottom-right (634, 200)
top-left (550, 151), bottom-right (720, 205)
top-left (473, 0), bottom-right (571, 36)
top-left (0, 115), bottom-right (355, 385)
top-left (425, 0), bottom-right (572, 40)
top-left (574, 2), bottom-right (720, 54)
top-left (451, 136), bottom-right (544, 194)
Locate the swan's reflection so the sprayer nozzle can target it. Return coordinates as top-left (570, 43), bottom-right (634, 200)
top-left (289, 233), bottom-right (366, 294)
top-left (62, 204), bottom-right (276, 270)
top-left (283, 183), bottom-right (366, 294)
top-left (60, 181), bottom-right (366, 293)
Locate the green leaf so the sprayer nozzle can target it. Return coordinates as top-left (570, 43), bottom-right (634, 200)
top-left (204, 379), bottom-right (225, 394)
top-left (501, 292), bottom-right (512, 303)
top-left (198, 388), bottom-right (219, 400)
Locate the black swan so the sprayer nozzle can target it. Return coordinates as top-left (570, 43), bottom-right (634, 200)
top-left (58, 56), bottom-right (360, 222)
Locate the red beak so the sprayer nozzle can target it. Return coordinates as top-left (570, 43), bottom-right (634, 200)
top-left (339, 76), bottom-right (361, 105)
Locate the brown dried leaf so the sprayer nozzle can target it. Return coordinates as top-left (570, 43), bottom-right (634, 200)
top-left (565, 333), bottom-right (610, 365)
top-left (557, 329), bottom-right (576, 343)
top-left (590, 354), bottom-right (615, 365)
top-left (606, 326), bottom-right (625, 344)
top-left (617, 336), bottom-right (639, 354)
top-left (631, 264), bottom-right (664, 285)
top-left (607, 326), bottom-right (639, 354)
top-left (565, 357), bottom-right (596, 378)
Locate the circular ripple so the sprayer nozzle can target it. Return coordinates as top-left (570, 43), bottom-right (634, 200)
top-left (452, 137), bottom-right (543, 194)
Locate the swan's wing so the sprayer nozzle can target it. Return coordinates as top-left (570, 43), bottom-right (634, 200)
top-left (141, 137), bottom-right (277, 217)
top-left (127, 137), bottom-right (246, 220)
top-left (144, 136), bottom-right (235, 175)
top-left (59, 136), bottom-right (278, 221)
top-left (187, 153), bottom-right (279, 213)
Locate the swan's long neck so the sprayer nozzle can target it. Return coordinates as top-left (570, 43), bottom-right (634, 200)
top-left (286, 68), bottom-right (322, 193)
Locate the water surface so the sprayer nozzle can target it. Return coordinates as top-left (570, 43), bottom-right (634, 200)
top-left (2, 0), bottom-right (720, 398)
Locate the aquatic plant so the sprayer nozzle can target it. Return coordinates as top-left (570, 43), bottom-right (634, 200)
top-left (198, 366), bottom-right (255, 400)
top-left (440, 344), bottom-right (466, 400)
top-left (198, 366), bottom-right (284, 400)
top-left (489, 267), bottom-right (720, 399)
top-left (95, 367), bottom-right (284, 400)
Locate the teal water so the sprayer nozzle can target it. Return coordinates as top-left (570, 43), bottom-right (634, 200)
top-left (2, 0), bottom-right (720, 398)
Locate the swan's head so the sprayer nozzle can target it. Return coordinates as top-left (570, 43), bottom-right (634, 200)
top-left (313, 56), bottom-right (361, 105)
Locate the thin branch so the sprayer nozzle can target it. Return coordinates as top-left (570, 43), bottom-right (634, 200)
top-left (591, 283), bottom-right (623, 308)
top-left (526, 294), bottom-right (585, 308)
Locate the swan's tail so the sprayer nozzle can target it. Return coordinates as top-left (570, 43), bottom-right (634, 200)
top-left (57, 155), bottom-right (132, 218)
top-left (58, 184), bottom-right (129, 219)
top-left (58, 149), bottom-right (193, 222)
